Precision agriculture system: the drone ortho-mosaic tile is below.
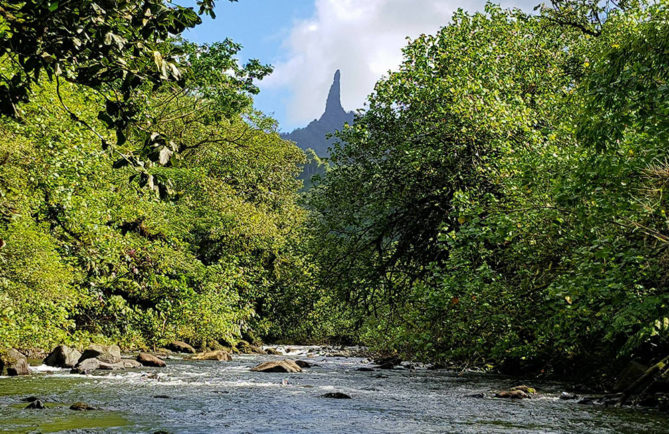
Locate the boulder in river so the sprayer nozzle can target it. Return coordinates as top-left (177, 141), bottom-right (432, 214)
top-left (0, 348), bottom-right (30, 376)
top-left (70, 402), bottom-right (97, 411)
top-left (328, 350), bottom-right (352, 358)
top-left (295, 360), bottom-right (314, 368)
top-left (121, 359), bottom-right (143, 369)
top-left (577, 394), bottom-right (621, 406)
top-left (321, 392), bottom-right (352, 399)
top-left (78, 344), bottom-right (121, 365)
top-left (495, 389), bottom-right (531, 399)
top-left (192, 350), bottom-right (231, 361)
top-left (44, 345), bottom-right (82, 368)
top-left (167, 341), bottom-right (196, 354)
top-left (237, 340), bottom-right (267, 355)
top-left (71, 358), bottom-right (101, 374)
top-left (137, 353), bottom-right (167, 367)
top-left (560, 392), bottom-right (578, 400)
top-left (510, 385), bottom-right (536, 394)
top-left (251, 360), bottom-right (302, 373)
top-left (373, 355), bottom-right (402, 369)
top-left (266, 348), bottom-right (282, 355)
top-left (25, 400), bottom-right (46, 409)
top-left (96, 361), bottom-right (128, 371)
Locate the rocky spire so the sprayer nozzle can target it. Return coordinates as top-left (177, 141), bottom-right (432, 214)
top-left (324, 69), bottom-right (345, 116)
top-left (282, 69), bottom-right (354, 157)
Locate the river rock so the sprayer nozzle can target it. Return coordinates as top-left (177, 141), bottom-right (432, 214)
top-left (427, 362), bottom-right (448, 370)
top-left (71, 358), bottom-right (100, 374)
top-left (295, 360), bottom-right (314, 368)
top-left (266, 348), bottom-right (282, 355)
top-left (78, 344), bottom-right (121, 365)
top-left (44, 345), bottom-right (82, 368)
top-left (167, 341), bottom-right (196, 354)
top-left (495, 389), bottom-right (531, 399)
top-left (192, 350), bottom-right (231, 361)
top-left (251, 360), bottom-right (302, 373)
top-left (25, 400), bottom-right (46, 409)
top-left (577, 394), bottom-right (621, 406)
top-left (321, 392), bottom-right (352, 399)
top-left (121, 359), bottom-right (143, 369)
top-left (357, 367), bottom-right (375, 372)
top-left (328, 350), bottom-right (352, 358)
top-left (137, 353), bottom-right (167, 367)
top-left (237, 340), bottom-right (267, 355)
top-left (70, 402), bottom-right (97, 411)
top-left (560, 392), bottom-right (578, 400)
top-left (510, 385), bottom-right (536, 394)
top-left (0, 348), bottom-right (30, 376)
top-left (373, 355), bottom-right (402, 369)
top-left (97, 361), bottom-right (127, 370)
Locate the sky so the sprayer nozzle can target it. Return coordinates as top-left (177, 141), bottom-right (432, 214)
top-left (185, 0), bottom-right (537, 132)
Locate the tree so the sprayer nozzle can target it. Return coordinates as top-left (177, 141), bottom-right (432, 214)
top-left (309, 4), bottom-right (576, 324)
top-left (307, 1), bottom-right (669, 378)
top-left (0, 0), bottom-right (270, 184)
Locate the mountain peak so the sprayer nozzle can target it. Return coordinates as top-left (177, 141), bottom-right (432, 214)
top-left (282, 69), bottom-right (354, 157)
top-left (324, 69), bottom-right (344, 116)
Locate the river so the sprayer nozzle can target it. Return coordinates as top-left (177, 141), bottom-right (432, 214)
top-left (1, 346), bottom-right (668, 433)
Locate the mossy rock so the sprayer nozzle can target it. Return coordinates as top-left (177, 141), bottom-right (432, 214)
top-left (236, 340), bottom-right (266, 355)
top-left (0, 348), bottom-right (30, 376)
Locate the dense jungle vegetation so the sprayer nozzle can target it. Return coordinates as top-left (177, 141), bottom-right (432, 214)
top-left (0, 0), bottom-right (668, 382)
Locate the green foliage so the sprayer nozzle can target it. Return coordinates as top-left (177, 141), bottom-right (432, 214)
top-left (0, 0), bottom-right (272, 198)
top-left (0, 0), bottom-right (207, 116)
top-left (298, 149), bottom-right (328, 190)
top-left (0, 54), bottom-right (307, 349)
top-left (308, 1), bottom-right (669, 378)
top-left (2, 0), bottom-right (667, 383)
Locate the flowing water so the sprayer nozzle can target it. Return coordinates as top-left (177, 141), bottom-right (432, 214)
top-left (1, 346), bottom-right (668, 433)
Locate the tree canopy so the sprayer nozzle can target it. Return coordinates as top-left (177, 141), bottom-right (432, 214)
top-left (307, 0), bottom-right (669, 377)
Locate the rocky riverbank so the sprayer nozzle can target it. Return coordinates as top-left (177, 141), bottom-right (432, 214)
top-left (2, 345), bottom-right (668, 433)
top-left (2, 343), bottom-right (668, 413)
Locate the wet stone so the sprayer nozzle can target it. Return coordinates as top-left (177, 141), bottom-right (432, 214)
top-left (167, 341), bottom-right (196, 354)
top-left (25, 400), bottom-right (46, 409)
top-left (44, 345), bottom-right (82, 369)
top-left (21, 396), bottom-right (39, 402)
top-left (251, 360), bottom-right (302, 373)
top-left (70, 402), bottom-right (98, 411)
top-left (495, 390), bottom-right (530, 399)
top-left (137, 353), bottom-right (167, 367)
top-left (321, 392), bottom-right (352, 399)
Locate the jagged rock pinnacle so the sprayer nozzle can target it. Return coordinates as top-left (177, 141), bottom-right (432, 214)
top-left (324, 69), bottom-right (345, 116)
top-left (281, 69), bottom-right (354, 157)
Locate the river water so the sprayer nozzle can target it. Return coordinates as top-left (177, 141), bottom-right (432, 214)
top-left (1, 346), bottom-right (668, 433)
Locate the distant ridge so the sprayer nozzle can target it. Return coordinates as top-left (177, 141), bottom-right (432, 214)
top-left (282, 70), bottom-right (354, 157)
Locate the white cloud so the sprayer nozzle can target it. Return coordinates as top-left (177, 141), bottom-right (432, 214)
top-left (263, 0), bottom-right (537, 126)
